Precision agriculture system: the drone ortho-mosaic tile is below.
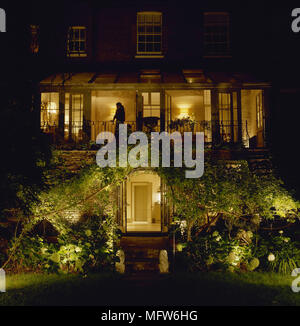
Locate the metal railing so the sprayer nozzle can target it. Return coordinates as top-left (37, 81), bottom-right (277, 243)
top-left (90, 121), bottom-right (137, 140)
top-left (167, 119), bottom-right (212, 142)
top-left (219, 120), bottom-right (239, 143)
top-left (40, 119), bottom-right (248, 146)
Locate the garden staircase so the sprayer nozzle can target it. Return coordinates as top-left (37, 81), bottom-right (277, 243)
top-left (120, 236), bottom-right (170, 274)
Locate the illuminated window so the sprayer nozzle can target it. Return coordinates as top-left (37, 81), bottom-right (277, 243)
top-left (137, 12), bottom-right (162, 55)
top-left (67, 26), bottom-right (87, 57)
top-left (65, 93), bottom-right (84, 140)
top-left (219, 92), bottom-right (232, 142)
top-left (204, 12), bottom-right (230, 57)
top-left (40, 93), bottom-right (59, 132)
top-left (142, 92), bottom-right (160, 117)
top-left (204, 90), bottom-right (211, 106)
top-left (204, 90), bottom-right (212, 141)
top-left (256, 92), bottom-right (263, 129)
top-left (30, 25), bottom-right (39, 54)
top-left (219, 92), bottom-right (238, 142)
top-left (219, 93), bottom-right (231, 122)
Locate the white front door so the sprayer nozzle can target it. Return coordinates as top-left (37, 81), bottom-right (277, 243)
top-left (134, 185), bottom-right (148, 222)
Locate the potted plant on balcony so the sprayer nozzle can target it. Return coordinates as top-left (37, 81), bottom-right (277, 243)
top-left (169, 115), bottom-right (196, 132)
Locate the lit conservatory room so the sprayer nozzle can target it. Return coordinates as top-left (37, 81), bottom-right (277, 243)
top-left (91, 90), bottom-right (137, 141)
top-left (241, 89), bottom-right (264, 148)
top-left (40, 92), bottom-right (59, 137)
top-left (165, 89), bottom-right (212, 142)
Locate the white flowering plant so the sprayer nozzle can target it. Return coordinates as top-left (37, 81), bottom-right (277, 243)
top-left (175, 231), bottom-right (252, 272)
top-left (6, 214), bottom-right (120, 274)
top-left (252, 232), bottom-right (300, 274)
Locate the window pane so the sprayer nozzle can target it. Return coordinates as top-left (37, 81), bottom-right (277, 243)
top-left (145, 15), bottom-right (153, 23)
top-left (138, 43), bottom-right (145, 52)
top-left (204, 90), bottom-right (211, 105)
top-left (153, 35), bottom-right (161, 43)
top-left (142, 93), bottom-right (149, 105)
top-left (204, 12), bottom-right (230, 56)
top-left (41, 93), bottom-right (59, 130)
top-left (154, 26), bottom-right (161, 33)
top-left (152, 109), bottom-right (160, 117)
top-left (146, 35), bottom-right (153, 43)
top-left (153, 15), bottom-right (161, 23)
top-left (153, 43), bottom-right (161, 52)
top-left (67, 26), bottom-right (87, 56)
top-left (145, 25), bottom-right (153, 34)
top-left (138, 26), bottom-right (145, 34)
top-left (79, 42), bottom-right (85, 51)
top-left (79, 29), bottom-right (85, 39)
top-left (151, 93), bottom-right (160, 105)
top-left (137, 12), bottom-right (162, 54)
top-left (146, 43), bottom-right (153, 52)
top-left (138, 35), bottom-right (145, 42)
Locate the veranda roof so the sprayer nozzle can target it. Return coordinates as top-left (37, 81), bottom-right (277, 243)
top-left (40, 69), bottom-right (270, 88)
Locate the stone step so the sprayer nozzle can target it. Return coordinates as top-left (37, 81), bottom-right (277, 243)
top-left (120, 236), bottom-right (169, 249)
top-left (126, 260), bottom-right (159, 273)
top-left (119, 236), bottom-right (171, 275)
top-left (124, 248), bottom-right (160, 260)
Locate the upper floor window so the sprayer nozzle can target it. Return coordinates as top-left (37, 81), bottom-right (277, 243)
top-left (67, 26), bottom-right (87, 57)
top-left (204, 12), bottom-right (230, 57)
top-left (137, 12), bottom-right (162, 56)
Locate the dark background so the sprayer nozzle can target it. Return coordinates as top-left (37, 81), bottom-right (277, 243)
top-left (0, 0), bottom-right (300, 196)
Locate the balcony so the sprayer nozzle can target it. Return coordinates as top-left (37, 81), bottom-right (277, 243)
top-left (40, 119), bottom-right (252, 149)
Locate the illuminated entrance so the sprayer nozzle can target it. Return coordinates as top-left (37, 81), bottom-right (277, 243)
top-left (117, 170), bottom-right (169, 233)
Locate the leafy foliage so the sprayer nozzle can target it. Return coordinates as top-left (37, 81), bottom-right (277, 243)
top-left (176, 230), bottom-right (252, 272)
top-left (159, 157), bottom-right (299, 241)
top-left (3, 155), bottom-right (132, 272)
top-left (7, 214), bottom-right (119, 274)
top-left (253, 232), bottom-right (300, 274)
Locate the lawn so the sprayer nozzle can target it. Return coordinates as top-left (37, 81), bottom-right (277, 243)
top-left (0, 271), bottom-right (299, 306)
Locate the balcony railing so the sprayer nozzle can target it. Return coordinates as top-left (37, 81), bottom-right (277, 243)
top-left (40, 119), bottom-right (246, 146)
top-left (90, 121), bottom-right (137, 140)
top-left (219, 120), bottom-right (239, 143)
top-left (167, 119), bottom-right (212, 142)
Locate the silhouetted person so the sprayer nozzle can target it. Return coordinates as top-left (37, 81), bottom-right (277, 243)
top-left (113, 102), bottom-right (125, 139)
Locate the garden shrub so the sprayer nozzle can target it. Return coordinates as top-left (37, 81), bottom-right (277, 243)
top-left (175, 227), bottom-right (300, 275)
top-left (6, 214), bottom-right (121, 274)
top-left (252, 231), bottom-right (300, 274)
top-left (176, 231), bottom-right (252, 272)
top-left (1, 155), bottom-right (131, 273)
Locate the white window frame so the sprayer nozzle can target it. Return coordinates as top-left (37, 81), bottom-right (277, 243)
top-left (136, 12), bottom-right (163, 58)
top-left (142, 91), bottom-right (161, 118)
top-left (203, 12), bottom-right (231, 58)
top-left (64, 93), bottom-right (84, 141)
top-left (67, 26), bottom-right (87, 57)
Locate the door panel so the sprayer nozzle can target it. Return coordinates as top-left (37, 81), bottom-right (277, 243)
top-left (134, 185), bottom-right (148, 221)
